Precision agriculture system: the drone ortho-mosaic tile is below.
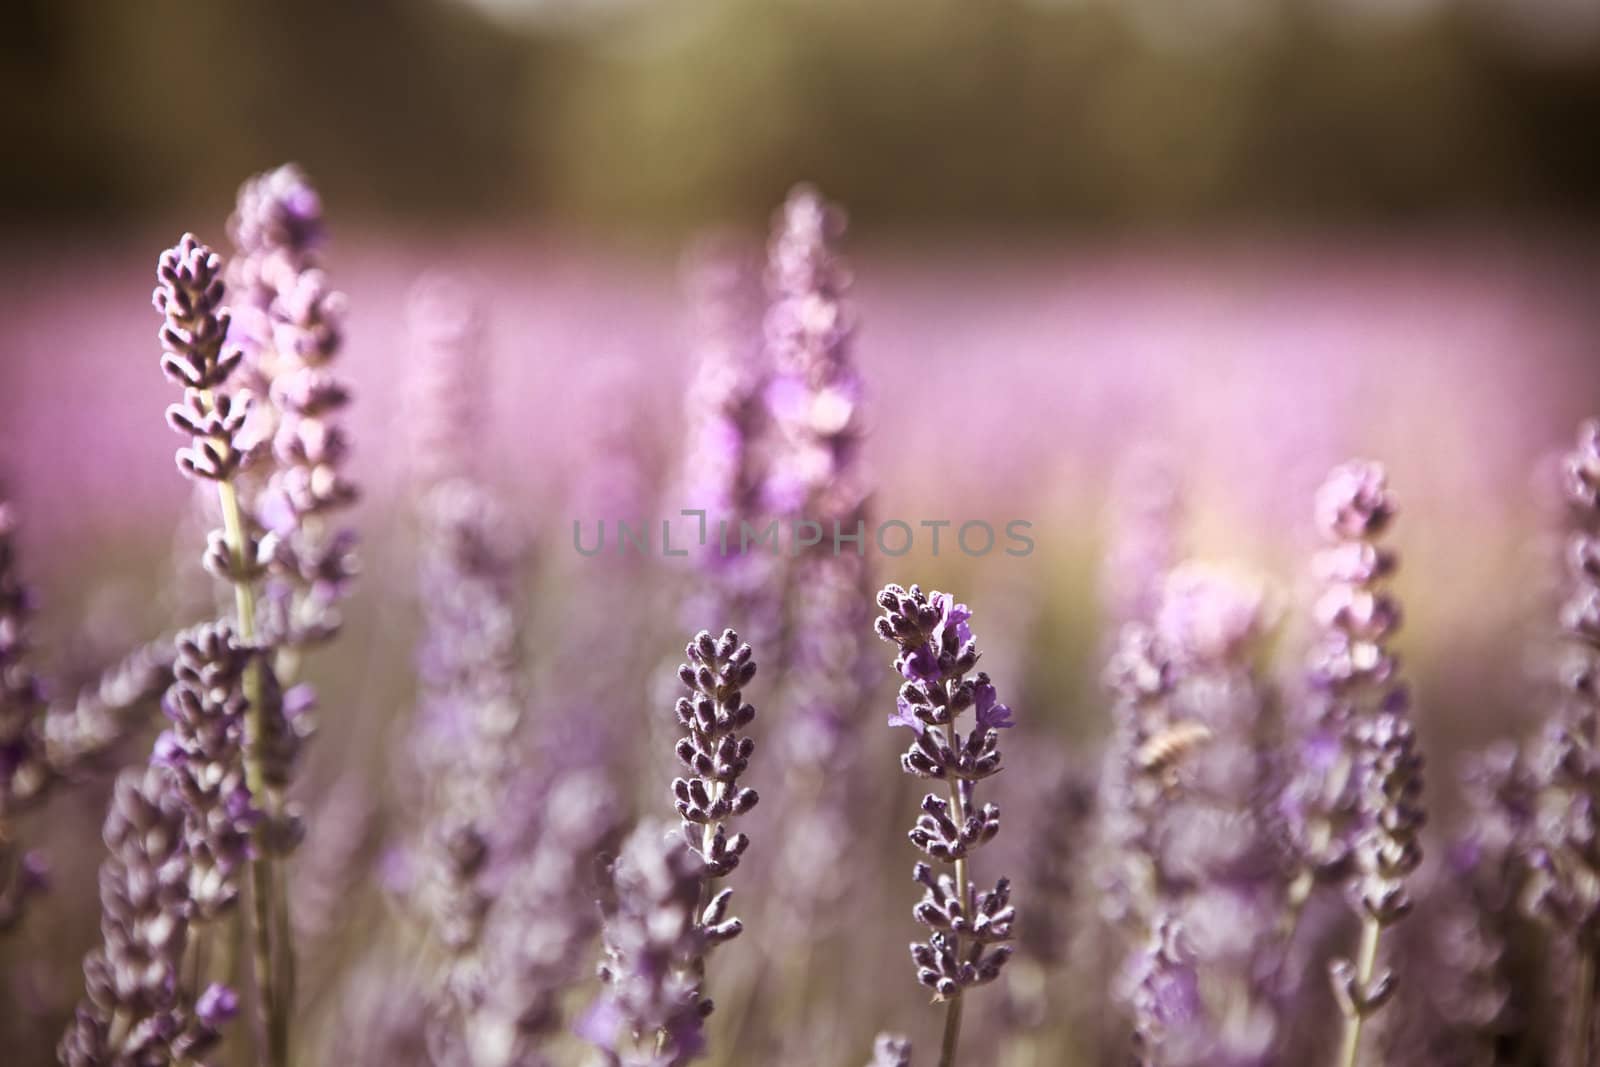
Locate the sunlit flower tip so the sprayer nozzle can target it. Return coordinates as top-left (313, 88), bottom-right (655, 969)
top-left (1314, 459), bottom-right (1395, 541)
top-left (973, 680), bottom-right (1014, 730)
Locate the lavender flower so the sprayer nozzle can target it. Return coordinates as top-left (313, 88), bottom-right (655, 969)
top-left (225, 166), bottom-right (357, 668)
top-left (1420, 861), bottom-right (1516, 1064)
top-left (760, 184), bottom-right (877, 799)
top-left (1417, 743), bottom-right (1541, 1060)
top-left (2, 504), bottom-right (178, 939)
top-left (736, 188), bottom-right (884, 1060)
top-left (157, 621), bottom-right (257, 922)
top-left (1291, 462), bottom-right (1424, 1067)
top-left (865, 1034), bottom-right (913, 1067)
top-left (1525, 418), bottom-right (1600, 1065)
top-left (225, 163), bottom-right (327, 432)
top-left (1000, 758), bottom-right (1095, 1035)
top-left (1129, 916), bottom-right (1200, 1067)
top-left (762, 185), bottom-right (863, 519)
top-left (408, 479), bottom-right (527, 1047)
top-left (59, 764), bottom-right (235, 1067)
top-left (1097, 622), bottom-right (1176, 935)
top-left (584, 824), bottom-right (712, 1066)
top-left (1115, 563), bottom-right (1285, 1067)
top-left (227, 163), bottom-right (325, 326)
top-left (672, 628), bottom-right (759, 926)
top-left (467, 770), bottom-right (624, 1067)
top-left (44, 637), bottom-right (177, 779)
top-left (156, 231), bottom-right (290, 1063)
top-left (874, 584), bottom-right (1016, 1067)
top-left (0, 494), bottom-right (50, 931)
top-left (679, 238), bottom-right (767, 568)
top-left (1329, 713), bottom-right (1424, 1054)
top-left (582, 630), bottom-right (759, 1065)
top-left (1285, 461), bottom-right (1401, 890)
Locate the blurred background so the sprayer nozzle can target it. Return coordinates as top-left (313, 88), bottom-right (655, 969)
top-left (4, 0), bottom-right (1600, 234)
top-left (1, 1), bottom-right (1598, 1064)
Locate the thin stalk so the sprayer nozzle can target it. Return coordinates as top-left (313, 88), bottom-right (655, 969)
top-left (1336, 915), bottom-right (1382, 1067)
top-left (939, 994), bottom-right (964, 1067)
top-left (272, 861), bottom-right (295, 1050)
top-left (940, 777), bottom-right (969, 1067)
top-left (1574, 941), bottom-right (1595, 1067)
top-left (213, 474), bottom-right (285, 1067)
top-left (662, 776), bottom-right (724, 1059)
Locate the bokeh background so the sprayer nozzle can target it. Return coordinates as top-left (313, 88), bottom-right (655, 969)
top-left (1, 1), bottom-right (1598, 1064)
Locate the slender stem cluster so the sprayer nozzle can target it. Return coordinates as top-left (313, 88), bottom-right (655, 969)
top-left (585, 825), bottom-right (714, 1067)
top-left (874, 584), bottom-right (1017, 1067)
top-left (59, 765), bottom-right (238, 1067)
top-left (157, 622), bottom-right (259, 924)
top-left (226, 169), bottom-right (355, 887)
top-left (1298, 462), bottom-right (1422, 1067)
top-left (671, 629), bottom-right (760, 952)
top-left (469, 770), bottom-right (624, 1067)
top-left (0, 494), bottom-right (51, 931)
top-left (1427, 743), bottom-right (1537, 1059)
top-left (408, 478), bottom-right (530, 1063)
top-left (743, 186), bottom-right (881, 1058)
top-left (678, 239), bottom-right (771, 638)
top-left (1100, 623), bottom-right (1177, 937)
top-left (1118, 562), bottom-right (1282, 1067)
top-left (584, 630), bottom-right (760, 1065)
top-left (228, 164), bottom-right (356, 671)
top-left (412, 482), bottom-right (525, 949)
top-left (762, 185), bottom-right (863, 521)
top-left (155, 232), bottom-right (285, 1065)
top-left (1129, 916), bottom-right (1198, 1067)
top-left (1527, 418), bottom-right (1600, 1066)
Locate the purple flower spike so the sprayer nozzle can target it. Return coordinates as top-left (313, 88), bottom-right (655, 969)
top-left (0, 495), bottom-right (50, 933)
top-left (155, 236), bottom-right (250, 483)
top-left (162, 622), bottom-right (258, 921)
top-left (1102, 560), bottom-right (1284, 1066)
top-left (225, 166), bottom-right (358, 666)
top-left (1289, 462), bottom-right (1410, 888)
top-left (586, 824), bottom-right (712, 1066)
top-left (59, 765), bottom-right (227, 1067)
top-left (1524, 418), bottom-right (1600, 1067)
top-left (762, 184), bottom-right (866, 522)
top-left (1288, 462), bottom-right (1425, 1065)
top-left (874, 582), bottom-right (1016, 1055)
top-left (752, 186), bottom-right (885, 1022)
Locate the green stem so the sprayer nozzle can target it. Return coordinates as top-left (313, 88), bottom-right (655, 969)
top-left (214, 476), bottom-right (286, 1067)
top-left (1574, 943), bottom-right (1595, 1067)
top-left (271, 861), bottom-right (294, 1061)
top-left (939, 989), bottom-right (965, 1067)
top-left (1336, 915), bottom-right (1382, 1067)
top-left (940, 778), bottom-right (969, 1067)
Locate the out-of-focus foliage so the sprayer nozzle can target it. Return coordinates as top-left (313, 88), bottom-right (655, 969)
top-left (2, 0), bottom-right (1598, 235)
